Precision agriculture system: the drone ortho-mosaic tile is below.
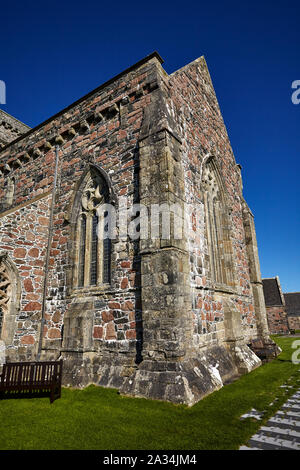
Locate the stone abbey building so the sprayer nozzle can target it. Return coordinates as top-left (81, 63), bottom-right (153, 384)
top-left (263, 276), bottom-right (300, 334)
top-left (0, 52), bottom-right (276, 405)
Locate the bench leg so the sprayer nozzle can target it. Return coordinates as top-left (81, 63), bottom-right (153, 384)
top-left (50, 387), bottom-right (54, 404)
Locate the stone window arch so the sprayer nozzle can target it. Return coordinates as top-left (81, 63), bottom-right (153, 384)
top-left (202, 158), bottom-right (235, 288)
top-left (72, 166), bottom-right (113, 288)
top-left (0, 251), bottom-right (20, 345)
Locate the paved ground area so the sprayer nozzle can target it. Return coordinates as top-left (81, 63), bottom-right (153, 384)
top-left (240, 387), bottom-right (300, 450)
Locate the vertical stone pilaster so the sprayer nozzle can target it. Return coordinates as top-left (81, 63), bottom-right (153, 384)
top-left (139, 129), bottom-right (193, 361)
top-left (120, 87), bottom-right (199, 403)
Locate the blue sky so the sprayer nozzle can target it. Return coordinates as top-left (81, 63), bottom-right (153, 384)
top-left (1, 0), bottom-right (299, 292)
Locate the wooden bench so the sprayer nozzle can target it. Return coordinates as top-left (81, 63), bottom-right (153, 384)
top-left (0, 360), bottom-right (63, 403)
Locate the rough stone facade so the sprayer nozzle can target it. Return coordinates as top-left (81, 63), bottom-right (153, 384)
top-left (0, 110), bottom-right (30, 147)
top-left (0, 53), bottom-right (277, 405)
top-left (262, 277), bottom-right (290, 335)
top-left (287, 316), bottom-right (300, 331)
top-left (284, 292), bottom-right (300, 331)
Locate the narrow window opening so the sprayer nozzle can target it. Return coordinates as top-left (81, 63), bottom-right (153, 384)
top-left (203, 161), bottom-right (234, 288)
top-left (78, 215), bottom-right (86, 287)
top-left (74, 168), bottom-right (112, 288)
top-left (90, 214), bottom-right (98, 286)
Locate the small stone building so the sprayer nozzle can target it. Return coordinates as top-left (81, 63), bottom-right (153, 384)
top-left (0, 110), bottom-right (30, 148)
top-left (284, 293), bottom-right (300, 331)
top-left (0, 52), bottom-right (276, 405)
top-left (262, 277), bottom-right (289, 334)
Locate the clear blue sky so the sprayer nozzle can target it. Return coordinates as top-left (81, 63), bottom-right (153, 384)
top-left (1, 0), bottom-right (299, 292)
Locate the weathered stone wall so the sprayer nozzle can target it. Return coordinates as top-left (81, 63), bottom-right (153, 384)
top-left (167, 57), bottom-right (262, 347)
top-left (0, 53), bottom-right (274, 404)
top-left (263, 277), bottom-right (291, 335)
top-left (120, 57), bottom-right (267, 404)
top-left (265, 305), bottom-right (289, 334)
top-left (0, 110), bottom-right (30, 147)
top-left (0, 194), bottom-right (51, 360)
top-left (287, 316), bottom-right (300, 331)
top-left (0, 54), bottom-right (162, 377)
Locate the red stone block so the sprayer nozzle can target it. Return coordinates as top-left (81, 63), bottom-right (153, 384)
top-left (94, 326), bottom-right (103, 339)
top-left (28, 247), bottom-right (39, 258)
top-left (102, 310), bottom-right (114, 322)
top-left (25, 293), bottom-right (39, 301)
top-left (48, 328), bottom-right (61, 339)
top-left (122, 300), bottom-right (134, 311)
top-left (21, 335), bottom-right (35, 345)
top-left (125, 329), bottom-right (136, 340)
top-left (121, 278), bottom-right (129, 289)
top-left (108, 301), bottom-right (120, 309)
top-left (105, 322), bottom-right (116, 340)
top-left (120, 261), bottom-right (131, 269)
top-left (24, 301), bottom-right (42, 311)
top-left (38, 216), bottom-right (49, 226)
top-left (13, 247), bottom-right (27, 259)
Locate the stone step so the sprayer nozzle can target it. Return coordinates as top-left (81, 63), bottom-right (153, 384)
top-left (248, 433), bottom-right (300, 450)
top-left (276, 410), bottom-right (300, 420)
top-left (282, 399), bottom-right (300, 406)
top-left (259, 425), bottom-right (300, 441)
top-left (240, 387), bottom-right (300, 450)
top-left (282, 403), bottom-right (300, 411)
top-left (267, 415), bottom-right (300, 432)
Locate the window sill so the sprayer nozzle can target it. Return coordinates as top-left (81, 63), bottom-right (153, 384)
top-left (69, 284), bottom-right (112, 297)
top-left (194, 282), bottom-right (238, 296)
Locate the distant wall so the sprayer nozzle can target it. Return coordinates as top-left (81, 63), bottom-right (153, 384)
top-left (0, 110), bottom-right (30, 147)
top-left (266, 305), bottom-right (289, 334)
top-left (288, 316), bottom-right (300, 331)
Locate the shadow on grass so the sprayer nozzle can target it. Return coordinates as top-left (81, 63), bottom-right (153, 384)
top-left (0, 390), bottom-right (54, 401)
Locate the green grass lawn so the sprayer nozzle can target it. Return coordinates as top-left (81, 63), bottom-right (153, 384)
top-left (0, 336), bottom-right (299, 450)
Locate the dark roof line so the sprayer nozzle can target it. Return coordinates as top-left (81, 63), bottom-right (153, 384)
top-left (262, 278), bottom-right (283, 306)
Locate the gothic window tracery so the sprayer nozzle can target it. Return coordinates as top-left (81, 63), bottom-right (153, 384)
top-left (202, 160), bottom-right (234, 287)
top-left (0, 259), bottom-right (11, 338)
top-left (75, 168), bottom-right (111, 288)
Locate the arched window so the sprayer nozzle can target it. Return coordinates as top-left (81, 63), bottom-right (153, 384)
top-left (0, 261), bottom-right (11, 338)
top-left (0, 251), bottom-right (20, 345)
top-left (74, 167), bottom-right (111, 288)
top-left (202, 158), bottom-right (235, 287)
